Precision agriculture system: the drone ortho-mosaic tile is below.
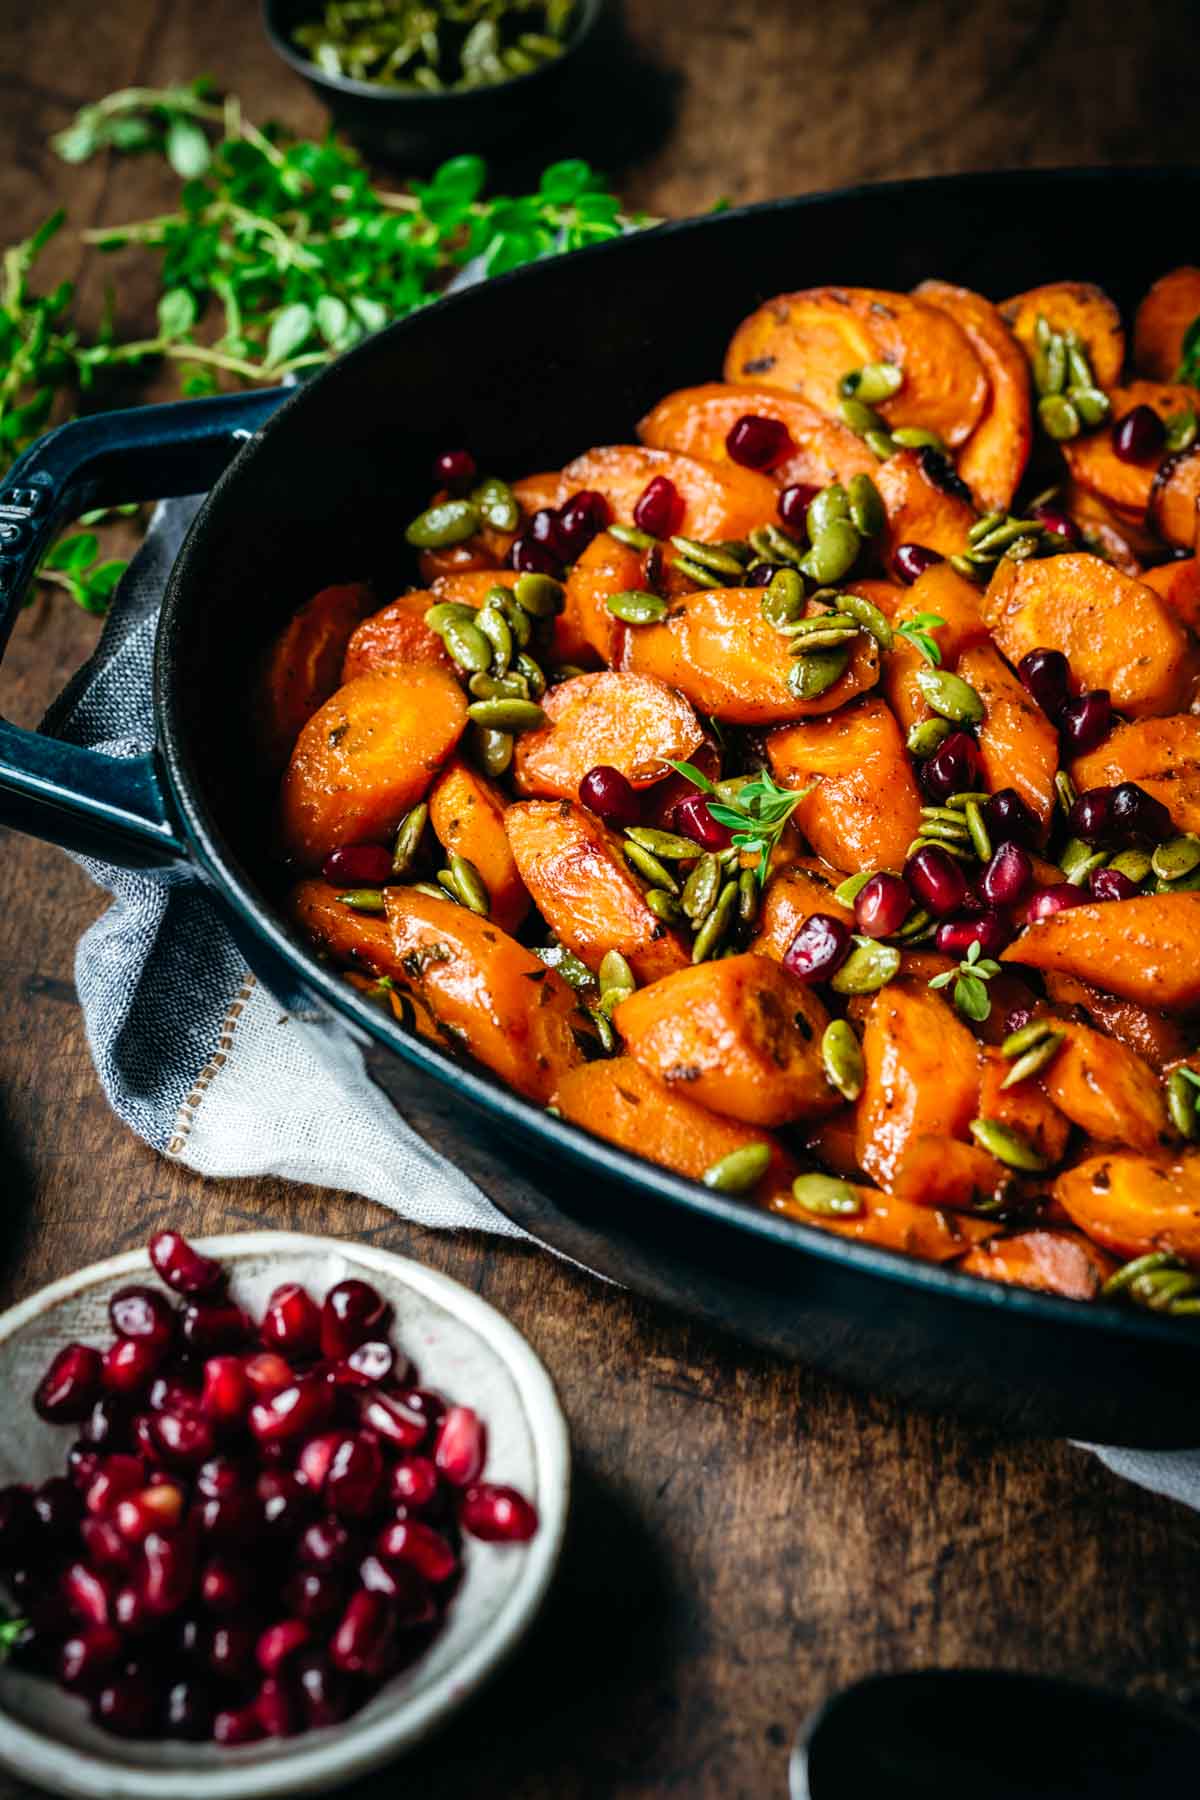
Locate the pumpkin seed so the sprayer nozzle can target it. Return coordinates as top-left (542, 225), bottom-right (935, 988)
top-left (1107, 847), bottom-right (1152, 883)
top-left (405, 498), bottom-right (481, 548)
top-left (1131, 1267), bottom-right (1200, 1311)
top-left (1062, 332), bottom-right (1092, 391)
top-left (1070, 387), bottom-right (1110, 429)
top-left (907, 716), bottom-right (954, 758)
top-left (969, 1117), bottom-right (1049, 1172)
top-left (490, 587), bottom-right (532, 646)
top-left (921, 804), bottom-right (970, 826)
top-left (715, 775), bottom-right (755, 804)
top-left (473, 724), bottom-right (513, 777)
top-left (423, 601), bottom-right (475, 632)
top-left (513, 571), bottom-right (564, 617)
top-left (1001, 1017), bottom-right (1060, 1059)
top-left (847, 473), bottom-right (887, 538)
top-left (1066, 849), bottom-right (1108, 887)
top-left (840, 590), bottom-right (893, 650)
top-left (749, 523), bottom-right (807, 567)
top-left (1055, 771), bottom-right (1078, 818)
top-left (536, 942), bottom-right (595, 990)
top-left (914, 665), bottom-right (984, 725)
top-left (970, 516), bottom-right (1043, 558)
top-left (944, 790), bottom-right (990, 811)
top-left (338, 888), bottom-right (386, 913)
top-left (786, 611), bottom-right (859, 638)
top-left (466, 698), bottom-right (547, 732)
top-left (949, 554), bottom-right (987, 585)
top-left (599, 949), bottom-right (635, 998)
top-left (469, 671), bottom-right (529, 701)
top-left (916, 817), bottom-right (971, 846)
top-left (470, 476), bottom-right (520, 533)
top-left (801, 520), bottom-right (862, 586)
top-left (833, 870), bottom-right (873, 907)
top-left (391, 802), bottom-right (428, 878)
top-left (627, 826), bottom-right (703, 861)
top-left (844, 360), bottom-right (903, 405)
top-left (587, 1005), bottom-right (617, 1053)
top-left (1152, 834), bottom-right (1200, 881)
top-left (692, 878), bottom-right (739, 963)
top-left (444, 852), bottom-right (486, 917)
top-left (670, 535), bottom-right (746, 578)
top-left (1038, 394), bottom-right (1081, 441)
top-left (606, 589), bottom-right (668, 625)
top-left (790, 1172), bottom-right (863, 1217)
top-left (1166, 1068), bottom-right (1199, 1140)
top-left (443, 617), bottom-right (492, 675)
top-left (1165, 408), bottom-right (1198, 453)
top-left (645, 887), bottom-right (682, 924)
top-left (1155, 864), bottom-right (1200, 893)
top-left (623, 839), bottom-right (679, 893)
top-left (821, 1019), bottom-right (864, 1102)
top-left (907, 834), bottom-right (974, 861)
top-left (738, 867), bottom-right (759, 925)
top-left (476, 604), bottom-right (513, 675)
top-left (788, 644), bottom-right (850, 700)
top-left (830, 936), bottom-right (901, 995)
top-left (515, 652), bottom-right (546, 700)
top-left (839, 396), bottom-right (886, 436)
top-left (1168, 1296), bottom-right (1200, 1315)
top-left (964, 797), bottom-right (992, 862)
top-left (673, 555), bottom-right (724, 589)
top-left (703, 1142), bottom-right (772, 1194)
top-left (1100, 1250), bottom-right (1183, 1299)
top-left (436, 868), bottom-right (465, 906)
top-left (787, 624), bottom-right (861, 653)
top-left (895, 907), bottom-right (934, 941)
top-left (864, 430), bottom-right (898, 460)
top-left (1001, 1030), bottom-right (1065, 1088)
top-left (1035, 331), bottom-right (1067, 396)
top-left (409, 881), bottom-right (449, 901)
top-left (891, 426), bottom-right (945, 452)
top-left (608, 523), bottom-right (657, 551)
top-left (968, 511), bottom-right (1006, 545)
top-left (761, 568), bottom-right (807, 630)
top-left (682, 853), bottom-right (721, 925)
top-left (806, 484), bottom-right (850, 537)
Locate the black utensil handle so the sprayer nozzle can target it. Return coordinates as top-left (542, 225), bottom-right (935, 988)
top-left (0, 388), bottom-right (288, 867)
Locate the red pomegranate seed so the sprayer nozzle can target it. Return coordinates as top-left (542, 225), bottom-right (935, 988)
top-left (390, 1455), bottom-right (439, 1511)
top-left (633, 475), bottom-right (684, 539)
top-left (358, 1554), bottom-right (437, 1624)
top-left (180, 1297), bottom-right (254, 1355)
top-left (893, 543), bottom-right (943, 584)
top-left (556, 489), bottom-right (611, 558)
top-left (320, 843), bottom-right (393, 886)
top-left (101, 1336), bottom-right (165, 1395)
top-left (250, 1376), bottom-right (335, 1444)
top-left (59, 1627), bottom-right (122, 1692)
top-left (148, 1374), bottom-right (198, 1414)
top-left (200, 1555), bottom-right (253, 1613)
top-left (341, 1340), bottom-right (397, 1386)
top-left (782, 914), bottom-right (852, 984)
top-left (81, 1393), bottom-right (132, 1448)
top-left (258, 1469), bottom-right (314, 1536)
top-left (673, 791), bottom-right (734, 850)
top-left (358, 1389), bottom-right (427, 1452)
top-left (114, 1483), bottom-right (184, 1541)
top-left (1029, 505), bottom-right (1081, 546)
top-left (296, 1649), bottom-right (351, 1728)
top-left (1090, 866), bottom-right (1139, 902)
top-left (92, 1666), bottom-right (157, 1738)
top-left (431, 447), bottom-right (476, 491)
top-left (213, 1702), bottom-right (266, 1746)
top-left (578, 764), bottom-right (641, 829)
top-left (1027, 883), bottom-right (1089, 922)
top-left (920, 729), bottom-right (981, 802)
top-left (854, 872), bottom-right (911, 939)
top-left (376, 1518), bottom-right (458, 1584)
top-left (725, 413), bottom-right (793, 470)
top-left (984, 788), bottom-right (1038, 848)
top-left (80, 1518), bottom-right (129, 1571)
top-left (935, 909), bottom-right (1011, 959)
top-left (243, 1351), bottom-right (293, 1400)
top-left (1113, 404), bottom-right (1166, 463)
top-left (258, 1618), bottom-right (311, 1674)
top-left (330, 1590), bottom-right (396, 1676)
top-left (163, 1678), bottom-right (214, 1742)
top-left (433, 1406), bottom-right (486, 1488)
top-left (298, 1432), bottom-right (343, 1491)
top-left (208, 1617), bottom-right (258, 1679)
top-left (109, 1285), bottom-right (175, 1347)
top-left (1111, 781), bottom-right (1171, 842)
top-left (61, 1561), bottom-right (112, 1628)
top-left (35, 1344), bottom-right (103, 1423)
top-left (260, 1282), bottom-right (322, 1358)
top-left (320, 1280), bottom-right (391, 1359)
top-left (460, 1483), bottom-right (539, 1543)
top-left (33, 1476), bottom-right (82, 1541)
top-left (777, 483), bottom-right (819, 533)
top-left (981, 842), bottom-right (1033, 908)
top-left (299, 1515), bottom-right (353, 1569)
top-left (1067, 786), bottom-right (1114, 843)
top-left (286, 1568), bottom-right (346, 1624)
top-left (510, 532), bottom-right (561, 577)
top-left (905, 845), bottom-right (969, 918)
top-left (67, 1444), bottom-right (103, 1494)
top-left (142, 1529), bottom-right (194, 1616)
top-left (326, 1433), bottom-right (385, 1519)
top-left (394, 1388), bottom-right (446, 1434)
top-left (84, 1455), bottom-right (145, 1518)
top-left (1017, 647), bottom-right (1071, 720)
top-left (1059, 690), bottom-right (1113, 755)
top-left (199, 1354), bottom-right (249, 1423)
top-left (151, 1406), bottom-right (216, 1470)
top-left (257, 1674), bottom-right (303, 1739)
top-left (148, 1230), bottom-right (225, 1296)
top-left (195, 1488), bottom-right (260, 1544)
top-left (196, 1455), bottom-right (248, 1500)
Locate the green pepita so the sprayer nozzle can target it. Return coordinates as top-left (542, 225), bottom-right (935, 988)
top-left (964, 798), bottom-right (992, 862)
top-left (788, 624), bottom-right (861, 653)
top-left (914, 665), bottom-right (985, 725)
top-left (682, 853), bottom-right (721, 925)
top-left (790, 1172), bottom-right (863, 1217)
top-left (513, 571), bottom-right (565, 618)
top-left (391, 803), bottom-right (428, 878)
top-left (670, 535), bottom-right (746, 578)
top-left (906, 716), bottom-right (954, 758)
top-left (1038, 393), bottom-right (1081, 441)
top-left (1165, 408), bottom-right (1198, 453)
top-left (1166, 1068), bottom-right (1199, 1140)
top-left (1070, 386), bottom-right (1110, 429)
top-left (443, 617), bottom-right (493, 675)
top-left (476, 604), bottom-right (513, 675)
top-left (608, 523), bottom-right (657, 551)
top-left (761, 568), bottom-right (807, 630)
top-left (465, 698), bottom-right (547, 732)
top-left (423, 601), bottom-right (475, 632)
top-left (1001, 1031), bottom-right (1065, 1088)
top-left (587, 1006), bottom-right (617, 1054)
top-left (606, 589), bottom-right (668, 625)
top-left (702, 1142), bottom-right (772, 1195)
top-left (840, 589), bottom-right (893, 649)
top-left (436, 868), bottom-right (465, 906)
top-left (1100, 1250), bottom-right (1183, 1300)
top-left (847, 473), bottom-right (887, 538)
top-left (891, 426), bottom-right (945, 452)
top-left (907, 834), bottom-right (974, 861)
top-left (916, 817), bottom-right (971, 846)
top-left (644, 888), bottom-right (683, 924)
top-left (409, 881), bottom-right (449, 901)
top-left (469, 671), bottom-right (530, 701)
top-left (624, 839), bottom-right (680, 893)
top-left (821, 1019), bottom-right (864, 1102)
top-left (599, 949), bottom-right (635, 999)
top-left (405, 498), bottom-right (481, 549)
top-left (833, 870), bottom-right (873, 907)
top-left (864, 430), bottom-right (898, 460)
top-left (444, 853), bottom-right (486, 917)
top-left (788, 644), bottom-right (851, 701)
top-left (1055, 770), bottom-right (1078, 817)
top-left (968, 512), bottom-right (1006, 546)
top-left (830, 936), bottom-right (901, 996)
top-left (673, 556), bottom-right (725, 589)
top-left (1152, 834), bottom-right (1200, 882)
top-left (1107, 847), bottom-right (1152, 883)
top-left (1001, 1017), bottom-right (1060, 1059)
top-left (738, 867), bottom-right (759, 925)
top-left (845, 361), bottom-right (903, 406)
top-left (839, 396), bottom-right (886, 436)
top-left (515, 652), bottom-right (546, 700)
top-left (1066, 849), bottom-right (1108, 888)
top-left (626, 826), bottom-right (703, 862)
top-left (895, 907), bottom-right (935, 941)
top-left (806, 484), bottom-right (851, 537)
top-left (748, 523), bottom-right (807, 568)
top-left (536, 942), bottom-right (594, 990)
top-left (337, 888), bottom-right (386, 914)
top-left (692, 878), bottom-right (739, 963)
top-left (969, 1117), bottom-right (1049, 1172)
top-left (473, 724), bottom-right (513, 777)
top-left (470, 476), bottom-right (520, 534)
top-left (801, 520), bottom-right (862, 586)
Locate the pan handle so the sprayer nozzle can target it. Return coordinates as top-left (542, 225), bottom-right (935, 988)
top-left (0, 388), bottom-right (288, 866)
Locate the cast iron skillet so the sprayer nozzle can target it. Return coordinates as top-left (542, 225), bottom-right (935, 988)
top-left (1, 169), bottom-right (1197, 1446)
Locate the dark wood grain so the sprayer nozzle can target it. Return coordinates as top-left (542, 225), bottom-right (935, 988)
top-left (3, 3), bottom-right (1200, 1794)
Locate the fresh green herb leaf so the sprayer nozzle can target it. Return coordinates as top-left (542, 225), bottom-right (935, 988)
top-left (929, 937), bottom-right (1001, 1022)
top-left (1176, 312), bottom-right (1200, 387)
top-left (36, 532), bottom-right (129, 614)
top-left (157, 287), bottom-right (196, 340)
top-left (670, 762), bottom-right (814, 886)
top-left (0, 1615), bottom-right (27, 1659)
top-left (896, 612), bottom-right (946, 668)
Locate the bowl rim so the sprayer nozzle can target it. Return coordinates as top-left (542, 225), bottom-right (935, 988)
top-left (0, 1231), bottom-right (571, 1800)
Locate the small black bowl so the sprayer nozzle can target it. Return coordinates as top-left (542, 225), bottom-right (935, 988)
top-left (261, 0), bottom-right (610, 166)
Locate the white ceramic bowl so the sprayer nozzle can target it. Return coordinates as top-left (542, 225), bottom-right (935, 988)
top-left (0, 1232), bottom-right (570, 1799)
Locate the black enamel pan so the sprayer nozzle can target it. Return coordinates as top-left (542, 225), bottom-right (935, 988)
top-left (2, 167), bottom-right (1196, 1446)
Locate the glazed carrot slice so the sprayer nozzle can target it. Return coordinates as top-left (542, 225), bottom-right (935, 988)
top-left (553, 1056), bottom-right (798, 1202)
top-left (723, 287), bottom-right (988, 447)
top-left (854, 981), bottom-right (981, 1192)
top-left (287, 878), bottom-right (401, 979)
top-left (900, 560), bottom-right (991, 658)
top-left (875, 448), bottom-right (977, 563)
top-left (998, 281), bottom-right (1125, 390)
top-left (1071, 714), bottom-right (1200, 838)
top-left (429, 569), bottom-right (519, 606)
top-left (278, 666), bottom-right (468, 869)
top-left (258, 583), bottom-right (374, 772)
top-left (893, 1134), bottom-right (1011, 1212)
top-left (1055, 1149), bottom-right (1200, 1265)
top-left (342, 591), bottom-right (453, 682)
top-left (914, 279), bottom-right (1033, 512)
top-left (805, 1106), bottom-right (863, 1180)
top-left (1062, 483), bottom-right (1154, 575)
top-left (766, 1180), bottom-right (993, 1261)
top-left (1149, 444), bottom-right (1200, 549)
top-left (959, 1229), bottom-right (1117, 1299)
top-left (1063, 382), bottom-right (1196, 519)
top-left (957, 642), bottom-right (1058, 830)
top-left (557, 445), bottom-right (778, 542)
top-left (621, 586), bottom-right (880, 727)
top-left (427, 759), bottom-right (530, 934)
top-left (1041, 971), bottom-right (1190, 1069)
top-left (767, 697), bottom-right (924, 875)
top-left (1038, 1020), bottom-right (1170, 1155)
top-left (512, 671), bottom-right (704, 802)
top-left (984, 552), bottom-right (1193, 719)
top-left (752, 860), bottom-right (854, 961)
top-left (977, 1047), bottom-right (1071, 1166)
top-left (636, 381), bottom-right (878, 490)
top-left (563, 531), bottom-right (642, 665)
top-left (613, 953), bottom-right (837, 1128)
top-left (1142, 555), bottom-right (1200, 633)
top-left (1133, 266), bottom-right (1200, 381)
top-left (504, 799), bottom-right (691, 984)
top-left (1002, 894), bottom-right (1200, 1015)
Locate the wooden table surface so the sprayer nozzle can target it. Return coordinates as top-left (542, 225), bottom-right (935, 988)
top-left (3, 2), bottom-right (1200, 1794)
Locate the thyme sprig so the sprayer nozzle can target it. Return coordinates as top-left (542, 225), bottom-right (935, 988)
top-left (929, 939), bottom-right (1000, 1022)
top-left (896, 612), bottom-right (945, 668)
top-left (670, 762), bottom-right (814, 886)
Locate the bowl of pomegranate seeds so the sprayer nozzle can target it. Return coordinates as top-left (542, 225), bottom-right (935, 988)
top-left (0, 1231), bottom-right (569, 1797)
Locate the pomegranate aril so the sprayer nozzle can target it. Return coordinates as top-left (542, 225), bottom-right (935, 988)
top-left (981, 842), bottom-right (1033, 908)
top-left (358, 1389), bottom-right (427, 1452)
top-left (80, 1518), bottom-right (129, 1571)
top-left (298, 1432), bottom-right (343, 1492)
top-left (109, 1284), bottom-right (175, 1347)
top-left (935, 908), bottom-right (1011, 958)
top-left (197, 1456), bottom-right (250, 1500)
top-left (359, 1554), bottom-right (436, 1625)
top-left (528, 506), bottom-right (566, 553)
top-left (213, 1702), bottom-right (266, 1746)
top-left (1017, 647), bottom-right (1072, 721)
top-left (433, 1406), bottom-right (486, 1488)
top-left (114, 1483), bottom-right (184, 1541)
top-left (905, 845), bottom-right (969, 918)
top-left (320, 1280), bottom-right (391, 1359)
top-left (460, 1483), bottom-right (539, 1543)
top-left (983, 787), bottom-right (1038, 848)
top-left (320, 842), bottom-right (393, 886)
top-left (149, 1374), bottom-right (199, 1415)
top-left (195, 1488), bottom-right (259, 1543)
top-left (260, 1282), bottom-right (322, 1358)
top-left (920, 729), bottom-right (981, 802)
top-left (1029, 504), bottom-right (1081, 546)
top-left (394, 1388), bottom-right (446, 1434)
top-left (1067, 786), bottom-right (1114, 844)
top-left (1113, 403), bottom-right (1166, 463)
top-left (152, 1406), bottom-right (216, 1470)
top-left (200, 1354), bottom-right (250, 1423)
top-left (854, 872), bottom-right (911, 939)
top-left (509, 532), bottom-right (561, 576)
top-left (673, 791), bottom-right (734, 850)
top-left (102, 1335), bottom-right (165, 1395)
top-left (778, 483), bottom-right (819, 532)
top-left (163, 1677), bottom-right (214, 1742)
top-left (258, 1469), bottom-right (314, 1536)
top-left (61, 1560), bottom-right (113, 1628)
top-left (35, 1343), bottom-right (103, 1423)
top-left (893, 543), bottom-right (943, 584)
top-left (1091, 866), bottom-right (1139, 901)
top-left (257, 1674), bottom-right (303, 1739)
top-left (296, 1648), bottom-right (351, 1728)
top-left (287, 1567), bottom-right (346, 1623)
top-left (376, 1518), bottom-right (458, 1584)
top-left (59, 1627), bottom-right (122, 1692)
top-left (250, 1376), bottom-right (335, 1444)
top-left (1110, 781), bottom-right (1171, 842)
top-left (92, 1667), bottom-right (157, 1738)
top-left (1059, 689), bottom-right (1112, 755)
top-left (782, 913), bottom-right (852, 984)
top-left (180, 1297), bottom-right (254, 1355)
top-left (341, 1340), bottom-right (397, 1386)
top-left (556, 489), bottom-right (611, 558)
top-left (330, 1590), bottom-right (396, 1676)
top-left (85, 1454), bottom-right (145, 1517)
top-left (326, 1433), bottom-right (385, 1519)
top-left (633, 474), bottom-right (684, 539)
top-left (33, 1476), bottom-right (82, 1541)
top-left (258, 1618), bottom-right (311, 1674)
top-left (243, 1352), bottom-right (293, 1400)
top-left (390, 1455), bottom-right (439, 1511)
top-left (1027, 883), bottom-right (1089, 922)
top-left (431, 447), bottom-right (476, 491)
top-left (67, 1443), bottom-right (103, 1493)
top-left (83, 1393), bottom-right (134, 1449)
top-left (208, 1617), bottom-right (258, 1678)
top-left (142, 1529), bottom-right (194, 1616)
top-left (200, 1555), bottom-right (253, 1613)
top-left (149, 1230), bottom-right (225, 1296)
top-left (745, 560), bottom-right (781, 586)
top-left (578, 763), bottom-right (641, 828)
top-left (725, 413), bottom-right (793, 470)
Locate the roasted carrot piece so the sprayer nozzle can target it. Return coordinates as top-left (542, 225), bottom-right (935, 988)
top-left (1142, 555), bottom-right (1200, 634)
top-left (342, 591), bottom-right (453, 682)
top-left (1041, 971), bottom-right (1190, 1068)
top-left (1064, 382), bottom-right (1197, 519)
top-left (381, 888), bottom-right (586, 1103)
top-left (875, 448), bottom-right (977, 562)
top-left (1038, 1020), bottom-right (1169, 1155)
top-left (279, 666), bottom-right (468, 869)
top-left (723, 287), bottom-right (988, 447)
top-left (959, 1229), bottom-right (1117, 1299)
top-left (554, 1056), bottom-right (798, 1200)
top-left (913, 279), bottom-right (1033, 512)
top-left (258, 583), bottom-right (374, 772)
top-left (900, 561), bottom-right (991, 657)
top-left (767, 698), bottom-right (924, 874)
top-left (429, 569), bottom-right (519, 606)
top-left (984, 552), bottom-right (1193, 719)
top-left (1002, 894), bottom-right (1200, 1015)
top-left (1071, 714), bottom-right (1200, 839)
top-left (752, 860), bottom-right (854, 960)
top-left (343, 967), bottom-right (449, 1048)
top-left (1055, 1149), bottom-right (1200, 1265)
top-left (427, 759), bottom-right (530, 934)
top-left (845, 577), bottom-right (908, 618)
top-left (504, 799), bottom-right (691, 984)
top-left (621, 586), bottom-right (880, 727)
top-left (806, 1106), bottom-right (863, 1180)
top-left (1062, 482), bottom-right (1154, 575)
top-left (957, 642), bottom-right (1058, 830)
top-left (999, 281), bottom-right (1125, 390)
top-left (1133, 266), bottom-right (1200, 381)
top-left (854, 981), bottom-right (981, 1191)
top-left (894, 1134), bottom-right (1010, 1211)
top-left (562, 531), bottom-right (642, 665)
top-left (417, 540), bottom-right (500, 585)
top-left (613, 953), bottom-right (836, 1128)
top-left (767, 1179), bottom-right (994, 1261)
top-left (1149, 444), bottom-right (1200, 549)
top-left (637, 382), bottom-right (878, 490)
top-left (512, 671), bottom-right (704, 802)
top-left (287, 878), bottom-right (401, 979)
top-left (557, 445), bottom-right (777, 542)
top-left (977, 1048), bottom-right (1071, 1166)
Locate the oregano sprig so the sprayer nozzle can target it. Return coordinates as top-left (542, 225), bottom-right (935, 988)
top-left (896, 612), bottom-right (946, 667)
top-left (669, 761), bottom-right (814, 886)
